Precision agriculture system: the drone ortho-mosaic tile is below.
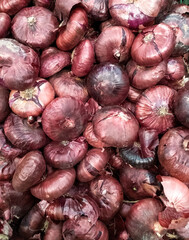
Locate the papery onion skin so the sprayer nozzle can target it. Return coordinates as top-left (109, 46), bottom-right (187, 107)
top-left (0, 0), bottom-right (31, 15)
top-left (0, 86), bottom-right (10, 123)
top-left (9, 78), bottom-right (55, 118)
top-left (0, 38), bottom-right (40, 91)
top-left (120, 100), bottom-right (136, 114)
top-left (131, 23), bottom-right (175, 67)
top-left (87, 62), bottom-right (130, 106)
top-left (126, 60), bottom-right (167, 90)
top-left (49, 70), bottom-right (88, 103)
top-left (158, 127), bottom-right (189, 184)
top-left (40, 47), bottom-right (71, 78)
top-left (71, 39), bottom-right (95, 77)
top-left (42, 97), bottom-right (88, 141)
top-left (84, 98), bottom-right (101, 121)
top-left (43, 220), bottom-right (63, 240)
top-left (77, 148), bottom-right (109, 182)
top-left (12, 151), bottom-right (46, 192)
top-left (95, 26), bottom-right (134, 63)
top-left (30, 168), bottom-right (76, 201)
top-left (90, 175), bottom-right (124, 222)
top-left (0, 13), bottom-right (11, 38)
top-left (4, 113), bottom-right (48, 151)
top-left (92, 106), bottom-right (139, 148)
top-left (44, 136), bottom-right (88, 169)
top-left (135, 85), bottom-right (176, 134)
top-left (56, 7), bottom-right (88, 51)
top-left (33, 0), bottom-right (55, 9)
top-left (165, 57), bottom-right (186, 81)
top-left (109, 152), bottom-right (124, 170)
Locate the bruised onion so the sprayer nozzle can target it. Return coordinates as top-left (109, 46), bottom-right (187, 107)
top-left (42, 97), bottom-right (88, 141)
top-left (0, 0), bottom-right (31, 15)
top-left (12, 151), bottom-right (46, 192)
top-left (126, 60), bottom-right (167, 90)
top-left (49, 70), bottom-right (88, 102)
top-left (165, 57), bottom-right (186, 81)
top-left (30, 168), bottom-right (76, 201)
top-left (0, 13), bottom-right (11, 38)
top-left (56, 7), bottom-right (88, 51)
top-left (77, 148), bottom-right (109, 182)
top-left (71, 39), bottom-right (95, 77)
top-left (9, 78), bottom-right (55, 118)
top-left (158, 127), bottom-right (189, 184)
top-left (90, 175), bottom-right (124, 222)
top-left (43, 220), bottom-right (62, 240)
top-left (40, 47), bottom-right (71, 78)
top-left (4, 113), bottom-right (48, 151)
top-left (92, 106), bottom-right (139, 148)
top-left (11, 6), bottom-right (59, 49)
top-left (131, 23), bottom-right (175, 66)
top-left (0, 38), bottom-right (40, 91)
top-left (0, 86), bottom-right (10, 123)
top-left (95, 26), bottom-right (134, 63)
top-left (135, 85), bottom-right (176, 133)
top-left (87, 62), bottom-right (130, 106)
top-left (44, 136), bottom-right (88, 169)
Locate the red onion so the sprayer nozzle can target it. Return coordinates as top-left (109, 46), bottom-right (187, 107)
top-left (4, 113), bottom-right (48, 151)
top-left (92, 106), bottom-right (139, 148)
top-left (0, 13), bottom-right (11, 38)
top-left (44, 136), bottom-right (88, 169)
top-left (165, 57), bottom-right (186, 81)
top-left (126, 60), bottom-right (167, 90)
top-left (30, 168), bottom-right (76, 201)
top-left (43, 220), bottom-right (63, 240)
top-left (33, 0), bottom-right (54, 9)
top-left (42, 97), bottom-right (88, 141)
top-left (0, 0), bottom-right (31, 15)
top-left (71, 39), bottom-right (95, 77)
top-left (131, 23), bottom-right (175, 66)
top-left (99, 18), bottom-right (118, 31)
top-left (9, 78), bottom-right (55, 118)
top-left (87, 62), bottom-right (130, 106)
top-left (120, 100), bottom-right (136, 114)
top-left (127, 86), bottom-right (142, 103)
top-left (119, 202), bottom-right (133, 219)
top-left (0, 155), bottom-right (16, 181)
top-left (49, 70), bottom-right (88, 102)
top-left (135, 85), bottom-right (177, 134)
top-left (108, 152), bottom-right (124, 170)
top-left (90, 175), bottom-right (124, 222)
top-left (0, 38), bottom-right (40, 91)
top-left (95, 26), bottom-right (134, 63)
top-left (158, 127), bottom-right (189, 184)
top-left (40, 47), bottom-right (71, 78)
top-left (56, 7), bottom-right (88, 51)
top-left (77, 148), bottom-right (109, 182)
top-left (0, 86), bottom-right (10, 123)
top-left (12, 151), bottom-right (46, 192)
top-left (0, 219), bottom-right (13, 238)
top-left (84, 98), bottom-right (101, 121)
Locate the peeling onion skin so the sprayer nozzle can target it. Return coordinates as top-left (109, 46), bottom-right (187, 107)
top-left (12, 151), bottom-right (46, 192)
top-left (0, 0), bottom-right (31, 16)
top-left (131, 23), bottom-right (176, 67)
top-left (43, 220), bottom-right (63, 240)
top-left (95, 26), bottom-right (135, 63)
top-left (11, 6), bottom-right (59, 49)
top-left (0, 86), bottom-right (10, 123)
top-left (158, 127), bottom-right (189, 184)
top-left (30, 168), bottom-right (76, 201)
top-left (9, 78), bottom-right (55, 118)
top-left (135, 85), bottom-right (177, 134)
top-left (0, 13), bottom-right (11, 38)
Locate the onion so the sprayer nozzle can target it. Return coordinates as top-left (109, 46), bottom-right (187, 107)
top-left (40, 47), bottom-right (71, 78)
top-left (95, 26), bottom-right (134, 63)
top-left (0, 13), bottom-right (11, 38)
top-left (42, 97), bottom-right (88, 141)
top-left (56, 7), bottom-right (88, 51)
top-left (84, 98), bottom-right (101, 121)
top-left (92, 106), bottom-right (139, 148)
top-left (12, 151), bottom-right (46, 192)
top-left (71, 39), bottom-right (95, 77)
top-left (0, 86), bottom-right (10, 123)
top-left (43, 220), bottom-right (63, 240)
top-left (0, 155), bottom-right (16, 181)
top-left (0, 0), bottom-right (31, 15)
top-left (131, 23), bottom-right (176, 66)
top-left (109, 152), bottom-right (124, 170)
top-left (4, 113), bottom-right (48, 151)
top-left (87, 62), bottom-right (130, 106)
top-left (135, 85), bottom-right (176, 134)
top-left (120, 100), bottom-right (136, 114)
top-left (127, 86), bottom-right (142, 103)
top-left (30, 168), bottom-right (76, 201)
top-left (33, 0), bottom-right (54, 9)
top-left (126, 60), bottom-right (167, 90)
top-left (0, 38), bottom-right (40, 91)
top-left (158, 127), bottom-right (189, 184)
top-left (11, 6), bottom-right (59, 49)
top-left (9, 78), bottom-right (55, 118)
top-left (165, 57), bottom-right (186, 81)
top-left (49, 70), bottom-right (88, 102)
top-left (44, 136), bottom-right (88, 169)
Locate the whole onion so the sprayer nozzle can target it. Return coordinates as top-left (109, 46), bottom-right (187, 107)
top-left (42, 97), bottom-right (88, 141)
top-left (131, 23), bottom-right (176, 66)
top-left (165, 57), bottom-right (186, 81)
top-left (0, 38), bottom-right (40, 91)
top-left (0, 0), bottom-right (31, 15)
top-left (0, 86), bottom-right (10, 123)
top-left (11, 6), bottom-right (59, 49)
top-left (87, 62), bottom-right (130, 106)
top-left (95, 26), bottom-right (134, 63)
top-left (0, 13), bottom-right (11, 38)
top-left (40, 47), bottom-right (71, 78)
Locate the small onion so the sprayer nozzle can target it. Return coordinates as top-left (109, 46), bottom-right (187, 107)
top-left (0, 0), bottom-right (31, 15)
top-left (165, 57), bottom-right (186, 81)
top-left (0, 86), bottom-right (10, 123)
top-left (0, 13), bottom-right (11, 38)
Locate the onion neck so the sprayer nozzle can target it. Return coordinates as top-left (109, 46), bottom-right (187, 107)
top-left (144, 32), bottom-right (154, 43)
top-left (158, 106), bottom-right (169, 116)
top-left (20, 88), bottom-right (35, 100)
top-left (27, 16), bottom-right (36, 26)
